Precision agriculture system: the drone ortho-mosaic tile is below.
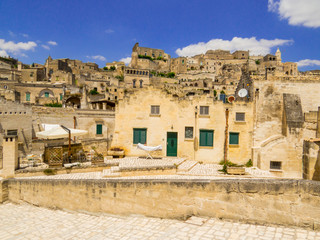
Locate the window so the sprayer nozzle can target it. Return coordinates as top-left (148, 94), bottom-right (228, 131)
top-left (140, 80), bottom-right (143, 88)
top-left (236, 113), bottom-right (245, 122)
top-left (199, 130), bottom-right (214, 147)
top-left (229, 132), bottom-right (239, 145)
top-left (185, 127), bottom-right (193, 139)
top-left (44, 92), bottom-right (49, 98)
top-left (151, 105), bottom-right (160, 115)
top-left (270, 161), bottom-right (282, 170)
top-left (26, 92), bottom-right (30, 101)
top-left (200, 106), bottom-right (209, 115)
top-left (7, 129), bottom-right (18, 136)
top-left (60, 94), bottom-right (63, 100)
top-left (133, 128), bottom-right (147, 144)
top-left (96, 124), bottom-right (103, 135)
top-left (133, 79), bottom-right (136, 88)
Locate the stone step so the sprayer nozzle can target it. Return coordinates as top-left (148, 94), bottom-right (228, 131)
top-left (101, 169), bottom-right (120, 178)
top-left (177, 160), bottom-right (199, 172)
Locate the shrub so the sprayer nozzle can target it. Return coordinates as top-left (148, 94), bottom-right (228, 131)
top-left (245, 159), bottom-right (253, 167)
top-left (44, 169), bottom-right (56, 175)
top-left (255, 60), bottom-right (260, 65)
top-left (89, 89), bottom-right (99, 95)
top-left (166, 72), bottom-right (175, 78)
top-left (44, 103), bottom-right (62, 107)
top-left (103, 66), bottom-right (108, 70)
top-left (138, 55), bottom-right (153, 61)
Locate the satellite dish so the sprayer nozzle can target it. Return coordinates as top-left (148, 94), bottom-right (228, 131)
top-left (227, 95), bottom-right (235, 103)
top-left (238, 88), bottom-right (248, 98)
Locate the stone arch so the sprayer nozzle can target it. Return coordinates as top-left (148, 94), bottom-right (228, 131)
top-left (39, 89), bottom-right (54, 98)
top-left (65, 96), bottom-right (81, 109)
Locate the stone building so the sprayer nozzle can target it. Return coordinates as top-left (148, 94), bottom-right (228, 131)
top-left (111, 86), bottom-right (253, 164)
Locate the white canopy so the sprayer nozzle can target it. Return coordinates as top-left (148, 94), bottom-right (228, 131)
top-left (137, 143), bottom-right (162, 151)
top-left (36, 125), bottom-right (88, 139)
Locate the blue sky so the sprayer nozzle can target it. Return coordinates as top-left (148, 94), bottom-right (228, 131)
top-left (0, 0), bottom-right (319, 70)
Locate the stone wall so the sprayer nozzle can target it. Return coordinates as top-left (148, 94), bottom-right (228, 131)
top-left (5, 179), bottom-right (320, 230)
top-left (0, 180), bottom-right (8, 203)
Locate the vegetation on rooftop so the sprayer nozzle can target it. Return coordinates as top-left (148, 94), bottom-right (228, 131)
top-left (89, 89), bottom-right (99, 95)
top-left (44, 103), bottom-right (62, 108)
top-left (150, 71), bottom-right (175, 78)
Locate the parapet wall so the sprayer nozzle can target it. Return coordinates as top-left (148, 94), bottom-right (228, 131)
top-left (4, 179), bottom-right (320, 229)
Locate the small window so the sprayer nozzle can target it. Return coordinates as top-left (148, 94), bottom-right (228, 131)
top-left (139, 80), bottom-right (143, 88)
top-left (185, 127), bottom-right (193, 139)
top-left (270, 161), bottom-right (282, 170)
top-left (199, 130), bottom-right (214, 147)
top-left (44, 92), bottom-right (49, 98)
top-left (151, 105), bottom-right (160, 115)
top-left (7, 129), bottom-right (18, 136)
top-left (133, 128), bottom-right (147, 144)
top-left (26, 92), bottom-right (30, 101)
top-left (236, 113), bottom-right (245, 122)
top-left (114, 89), bottom-right (117, 92)
top-left (60, 94), bottom-right (63, 100)
top-left (229, 132), bottom-right (239, 145)
top-left (133, 79), bottom-right (136, 88)
top-left (200, 106), bottom-right (209, 115)
top-left (96, 124), bottom-right (103, 135)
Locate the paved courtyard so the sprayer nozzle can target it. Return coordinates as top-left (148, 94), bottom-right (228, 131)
top-left (0, 202), bottom-right (319, 240)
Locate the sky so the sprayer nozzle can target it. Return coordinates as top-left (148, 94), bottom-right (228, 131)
top-left (0, 0), bottom-right (319, 71)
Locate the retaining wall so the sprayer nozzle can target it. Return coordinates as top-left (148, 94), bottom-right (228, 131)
top-left (4, 179), bottom-right (320, 230)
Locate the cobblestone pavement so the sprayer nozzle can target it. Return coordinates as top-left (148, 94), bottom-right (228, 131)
top-left (17, 157), bottom-right (276, 180)
top-left (0, 203), bottom-right (319, 240)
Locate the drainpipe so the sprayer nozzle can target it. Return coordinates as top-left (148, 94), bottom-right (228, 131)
top-left (194, 106), bottom-right (198, 161)
top-left (73, 116), bottom-right (76, 142)
top-left (224, 108), bottom-right (229, 164)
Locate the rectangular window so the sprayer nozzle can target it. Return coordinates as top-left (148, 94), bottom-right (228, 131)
top-left (229, 132), bottom-right (239, 145)
top-left (7, 129), bottom-right (18, 136)
top-left (26, 93), bottom-right (30, 101)
top-left (133, 128), bottom-right (147, 144)
top-left (151, 105), bottom-right (160, 115)
top-left (96, 124), bottom-right (103, 135)
top-left (199, 130), bottom-right (214, 147)
top-left (44, 92), bottom-right (49, 98)
top-left (270, 161), bottom-right (282, 170)
top-left (200, 106), bottom-right (209, 115)
top-left (60, 94), bottom-right (63, 100)
top-left (185, 127), bottom-right (193, 139)
top-left (236, 113), bottom-right (245, 122)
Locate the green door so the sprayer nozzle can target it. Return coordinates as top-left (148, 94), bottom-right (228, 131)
top-left (167, 132), bottom-right (178, 157)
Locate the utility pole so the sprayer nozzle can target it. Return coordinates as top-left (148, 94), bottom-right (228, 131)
top-left (224, 108), bottom-right (229, 164)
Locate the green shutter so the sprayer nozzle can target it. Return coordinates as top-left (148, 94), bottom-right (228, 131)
top-left (140, 129), bottom-right (146, 144)
top-left (207, 131), bottom-right (213, 146)
top-left (133, 128), bottom-right (147, 144)
top-left (229, 132), bottom-right (239, 145)
top-left (200, 130), bottom-right (213, 147)
top-left (26, 93), bottom-right (30, 101)
top-left (96, 124), bottom-right (102, 134)
top-left (45, 92), bottom-right (49, 98)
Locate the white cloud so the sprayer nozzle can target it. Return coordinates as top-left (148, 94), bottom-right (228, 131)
top-left (8, 31), bottom-right (16, 37)
top-left (105, 29), bottom-right (114, 34)
top-left (87, 55), bottom-right (107, 61)
top-left (175, 37), bottom-right (293, 57)
top-left (268, 0), bottom-right (320, 28)
top-left (0, 50), bottom-right (9, 57)
top-left (119, 57), bottom-right (131, 65)
top-left (0, 39), bottom-right (37, 56)
top-left (21, 33), bottom-right (29, 38)
top-left (42, 45), bottom-right (50, 50)
top-left (296, 59), bottom-right (320, 67)
top-left (48, 41), bottom-right (58, 46)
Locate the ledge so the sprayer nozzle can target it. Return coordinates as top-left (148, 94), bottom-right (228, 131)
top-left (149, 114), bottom-right (161, 117)
top-left (229, 144), bottom-right (239, 148)
top-left (199, 115), bottom-right (210, 118)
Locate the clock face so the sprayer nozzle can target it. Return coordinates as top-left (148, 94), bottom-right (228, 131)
top-left (238, 88), bottom-right (248, 97)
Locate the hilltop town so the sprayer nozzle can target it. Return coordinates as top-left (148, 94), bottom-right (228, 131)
top-left (1, 43), bottom-right (320, 180)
